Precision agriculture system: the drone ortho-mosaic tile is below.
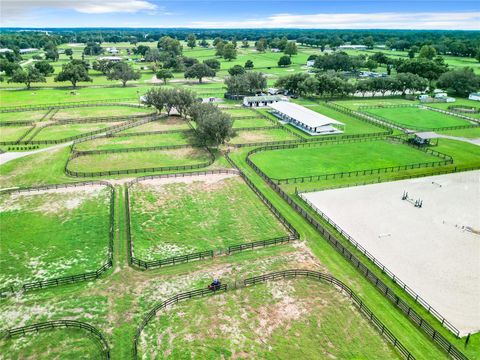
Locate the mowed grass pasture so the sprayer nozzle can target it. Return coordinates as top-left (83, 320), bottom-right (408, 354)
top-left (51, 105), bottom-right (154, 120)
top-left (138, 279), bottom-right (400, 360)
top-left (118, 116), bottom-right (190, 133)
top-left (362, 106), bottom-right (474, 130)
top-left (129, 174), bottom-right (288, 261)
top-left (0, 185), bottom-right (111, 289)
top-left (67, 147), bottom-right (212, 174)
top-left (31, 122), bottom-right (125, 141)
top-left (0, 125), bottom-right (33, 142)
top-left (229, 128), bottom-right (298, 145)
top-left (250, 140), bottom-right (442, 180)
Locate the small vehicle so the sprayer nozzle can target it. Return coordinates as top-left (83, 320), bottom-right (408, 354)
top-left (208, 279), bottom-right (222, 291)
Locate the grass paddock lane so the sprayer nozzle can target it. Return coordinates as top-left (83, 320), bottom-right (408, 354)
top-left (229, 128), bottom-right (298, 144)
top-left (129, 174), bottom-right (289, 261)
top-left (31, 122), bottom-right (125, 141)
top-left (250, 140), bottom-right (442, 180)
top-left (118, 116), bottom-right (190, 134)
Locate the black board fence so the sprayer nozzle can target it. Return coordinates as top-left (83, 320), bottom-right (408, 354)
top-left (2, 320), bottom-right (110, 360)
top-left (132, 270), bottom-right (415, 360)
top-left (124, 169), bottom-right (299, 269)
top-left (246, 137), bottom-right (453, 185)
top-left (239, 149), bottom-right (467, 358)
top-left (296, 190), bottom-right (460, 336)
top-left (0, 181), bottom-right (114, 297)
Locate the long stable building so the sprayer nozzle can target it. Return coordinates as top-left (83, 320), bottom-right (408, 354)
top-left (268, 101), bottom-right (345, 135)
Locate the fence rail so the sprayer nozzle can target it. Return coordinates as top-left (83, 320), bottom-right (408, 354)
top-left (239, 149), bottom-right (467, 358)
top-left (0, 98), bottom-right (140, 113)
top-left (244, 269), bottom-right (415, 360)
top-left (124, 169), bottom-right (298, 269)
top-left (0, 181), bottom-right (114, 297)
top-left (2, 320), bottom-right (110, 359)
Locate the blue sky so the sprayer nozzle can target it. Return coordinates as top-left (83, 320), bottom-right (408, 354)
top-left (1, 0), bottom-right (479, 29)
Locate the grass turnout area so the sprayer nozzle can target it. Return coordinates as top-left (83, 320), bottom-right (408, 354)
top-left (129, 174), bottom-right (288, 260)
top-left (31, 122), bottom-right (124, 141)
top-left (52, 105), bottom-right (153, 120)
top-left (0, 110), bottom-right (49, 123)
top-left (0, 126), bottom-right (32, 142)
top-left (138, 279), bottom-right (400, 359)
top-left (221, 107), bottom-right (260, 118)
top-left (67, 147), bottom-right (212, 174)
top-left (74, 132), bottom-right (193, 151)
top-left (118, 116), bottom-right (190, 133)
top-left (229, 128), bottom-right (298, 144)
top-left (250, 140), bottom-right (441, 180)
top-left (232, 117), bottom-right (275, 129)
top-left (363, 106), bottom-right (473, 130)
top-left (0, 185), bottom-right (111, 289)
top-left (0, 328), bottom-right (105, 359)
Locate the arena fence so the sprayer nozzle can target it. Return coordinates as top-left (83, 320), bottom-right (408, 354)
top-left (448, 105), bottom-right (480, 114)
top-left (2, 320), bottom-right (110, 360)
top-left (132, 270), bottom-right (415, 360)
top-left (0, 181), bottom-right (114, 297)
top-left (235, 151), bottom-right (468, 358)
top-left (124, 169), bottom-right (299, 269)
top-left (246, 137), bottom-right (453, 184)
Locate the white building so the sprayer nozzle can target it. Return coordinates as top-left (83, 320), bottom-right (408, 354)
top-left (339, 45), bottom-right (367, 50)
top-left (271, 48), bottom-right (281, 53)
top-left (98, 56), bottom-right (122, 62)
top-left (468, 93), bottom-right (480, 101)
top-left (0, 48), bottom-right (13, 53)
top-left (306, 60), bottom-right (315, 67)
top-left (243, 95), bottom-right (287, 107)
top-left (19, 48), bottom-right (38, 54)
top-left (106, 47), bottom-right (119, 54)
top-left (268, 101), bottom-right (345, 135)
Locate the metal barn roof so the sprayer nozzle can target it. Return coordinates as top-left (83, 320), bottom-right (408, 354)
top-left (268, 101), bottom-right (343, 129)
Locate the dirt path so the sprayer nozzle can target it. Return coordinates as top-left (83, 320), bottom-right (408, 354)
top-left (0, 142), bottom-right (73, 166)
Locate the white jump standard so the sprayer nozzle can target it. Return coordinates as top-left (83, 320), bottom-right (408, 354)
top-left (268, 101), bottom-right (345, 135)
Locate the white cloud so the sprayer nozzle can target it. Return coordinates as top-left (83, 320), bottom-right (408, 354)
top-left (0, 0), bottom-right (158, 17)
top-left (189, 11), bottom-right (480, 30)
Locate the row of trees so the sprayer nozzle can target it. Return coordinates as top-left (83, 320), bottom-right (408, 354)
top-left (142, 88), bottom-right (233, 146)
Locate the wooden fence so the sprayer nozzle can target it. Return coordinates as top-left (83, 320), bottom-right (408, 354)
top-left (2, 320), bottom-right (110, 359)
top-left (0, 98), bottom-right (139, 112)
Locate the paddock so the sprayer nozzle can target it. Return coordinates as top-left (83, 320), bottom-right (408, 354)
top-left (301, 171), bottom-right (480, 336)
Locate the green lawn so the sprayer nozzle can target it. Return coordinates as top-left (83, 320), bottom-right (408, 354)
top-left (332, 98), bottom-right (415, 111)
top-left (229, 128), bottom-right (298, 144)
top-left (426, 99), bottom-right (480, 119)
top-left (221, 107), bottom-right (259, 117)
top-left (31, 122), bottom-right (124, 141)
top-left (119, 116), bottom-right (190, 133)
top-left (363, 106), bottom-right (473, 130)
top-left (232, 117), bottom-right (275, 129)
top-left (129, 175), bottom-right (288, 261)
top-left (438, 127), bottom-right (480, 139)
top-left (0, 110), bottom-right (49, 123)
top-left (250, 140), bottom-right (440, 180)
top-left (139, 279), bottom-right (400, 360)
top-left (52, 105), bottom-right (153, 120)
top-left (0, 126), bottom-right (32, 142)
top-left (67, 147), bottom-right (212, 173)
top-left (74, 132), bottom-right (193, 151)
top-left (0, 186), bottom-right (111, 288)
top-left (0, 328), bottom-right (105, 360)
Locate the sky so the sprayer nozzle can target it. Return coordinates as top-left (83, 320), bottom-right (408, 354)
top-left (0, 0), bottom-right (479, 30)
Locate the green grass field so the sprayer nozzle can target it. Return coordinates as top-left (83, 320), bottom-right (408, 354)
top-left (129, 175), bottom-right (288, 260)
top-left (232, 117), bottom-right (275, 129)
top-left (438, 127), bottom-right (480, 138)
top-left (426, 99), bottom-right (480, 119)
top-left (74, 132), bottom-right (194, 151)
top-left (139, 279), bottom-right (400, 359)
top-left (0, 328), bottom-right (105, 360)
top-left (221, 107), bottom-right (260, 117)
top-left (250, 140), bottom-right (440, 179)
top-left (0, 110), bottom-right (49, 123)
top-left (67, 147), bottom-right (212, 173)
top-left (0, 126), bottom-right (32, 142)
top-left (52, 105), bottom-right (153, 120)
top-left (31, 122), bottom-right (124, 141)
top-left (363, 106), bottom-right (473, 129)
top-left (229, 128), bottom-right (298, 144)
top-left (0, 186), bottom-right (111, 288)
top-left (119, 116), bottom-right (190, 133)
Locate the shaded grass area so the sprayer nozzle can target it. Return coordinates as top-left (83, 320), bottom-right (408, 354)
top-left (0, 328), bottom-right (105, 360)
top-left (32, 122), bottom-right (124, 141)
top-left (74, 132), bottom-right (194, 151)
top-left (139, 279), bottom-right (400, 360)
top-left (0, 186), bottom-right (111, 288)
top-left (129, 175), bottom-right (288, 260)
top-left (250, 140), bottom-right (439, 179)
top-left (118, 117), bottom-right (190, 133)
top-left (363, 107), bottom-right (472, 129)
top-left (0, 126), bottom-right (32, 142)
top-left (229, 128), bottom-right (298, 144)
top-left (67, 147), bottom-right (212, 173)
